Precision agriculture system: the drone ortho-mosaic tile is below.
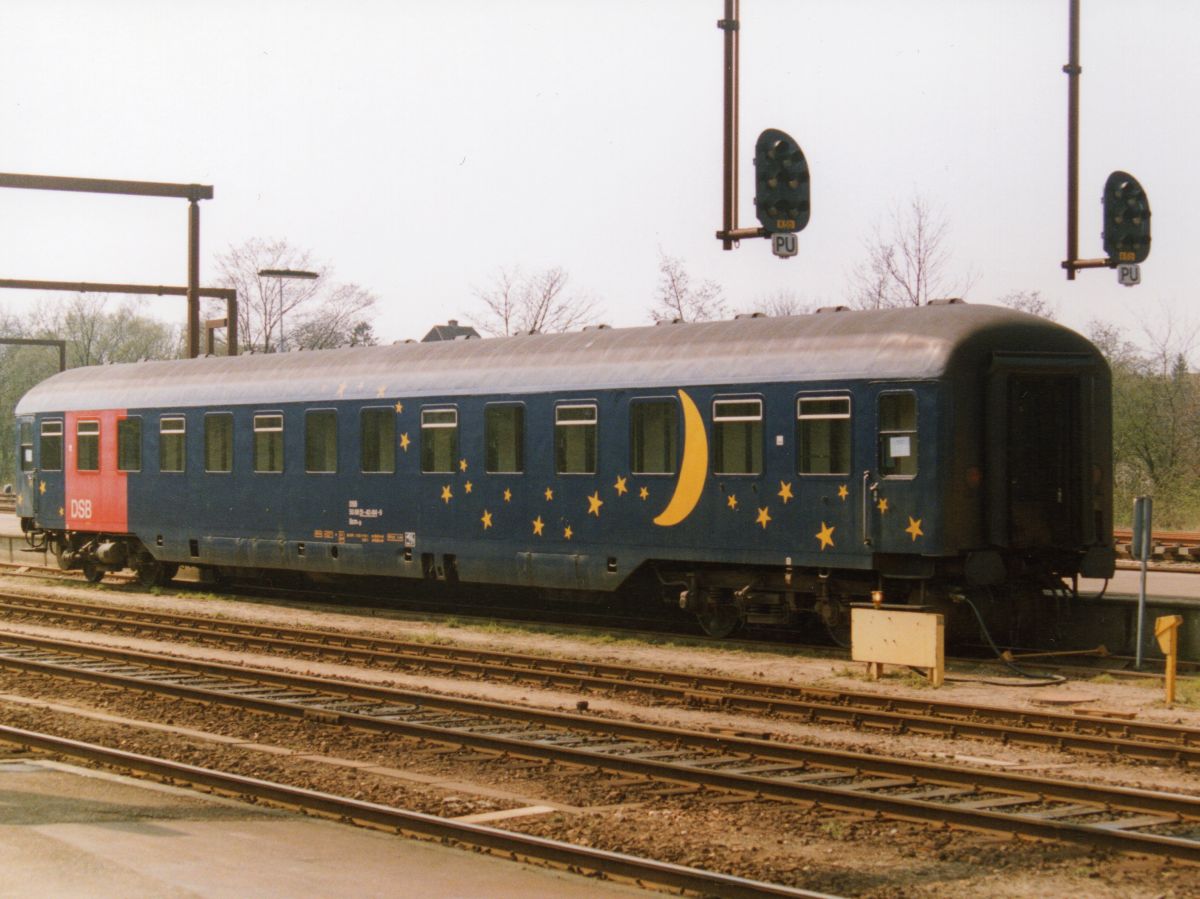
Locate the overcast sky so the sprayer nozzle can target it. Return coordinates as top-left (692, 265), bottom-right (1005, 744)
top-left (1, 1), bottom-right (1195, 348)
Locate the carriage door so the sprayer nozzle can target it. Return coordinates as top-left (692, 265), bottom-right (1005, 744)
top-left (1004, 374), bottom-right (1080, 548)
top-left (17, 418), bottom-right (36, 515)
top-left (867, 390), bottom-right (922, 552)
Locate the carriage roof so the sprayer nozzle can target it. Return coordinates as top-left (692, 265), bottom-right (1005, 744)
top-left (15, 303), bottom-right (1100, 414)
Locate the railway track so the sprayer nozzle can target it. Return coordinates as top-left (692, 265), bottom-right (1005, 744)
top-left (1, 590), bottom-right (1198, 766)
top-left (0, 726), bottom-right (822, 899)
top-left (1, 629), bottom-right (1198, 862)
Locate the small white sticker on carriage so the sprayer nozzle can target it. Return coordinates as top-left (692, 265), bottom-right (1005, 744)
top-left (889, 436), bottom-right (911, 458)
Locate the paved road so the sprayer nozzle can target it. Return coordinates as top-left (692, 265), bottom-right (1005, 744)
top-left (0, 758), bottom-right (642, 899)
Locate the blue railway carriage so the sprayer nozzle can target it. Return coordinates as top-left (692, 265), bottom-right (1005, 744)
top-left (13, 301), bottom-right (1114, 637)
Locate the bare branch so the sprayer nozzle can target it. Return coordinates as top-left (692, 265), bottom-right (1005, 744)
top-left (848, 195), bottom-right (975, 309)
top-left (469, 265), bottom-right (598, 336)
top-left (650, 252), bottom-right (726, 323)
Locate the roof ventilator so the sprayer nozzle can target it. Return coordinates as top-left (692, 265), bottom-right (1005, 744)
top-left (814, 306), bottom-right (849, 314)
top-left (928, 297), bottom-right (966, 305)
top-left (734, 312), bottom-right (767, 319)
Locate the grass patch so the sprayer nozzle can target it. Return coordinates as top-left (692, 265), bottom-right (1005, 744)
top-left (1174, 677), bottom-right (1200, 707)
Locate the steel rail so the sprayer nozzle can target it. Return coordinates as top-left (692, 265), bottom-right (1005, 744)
top-left (0, 725), bottom-right (827, 899)
top-left (0, 632), bottom-right (1198, 862)
top-left (2, 592), bottom-right (1197, 764)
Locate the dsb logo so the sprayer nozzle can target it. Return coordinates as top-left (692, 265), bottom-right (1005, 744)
top-left (69, 498), bottom-right (93, 520)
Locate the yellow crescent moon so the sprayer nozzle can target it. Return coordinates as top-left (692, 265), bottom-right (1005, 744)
top-left (654, 389), bottom-right (708, 527)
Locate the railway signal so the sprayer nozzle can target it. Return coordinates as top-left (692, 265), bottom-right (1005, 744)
top-left (1102, 170), bottom-right (1151, 265)
top-left (753, 128), bottom-right (810, 235)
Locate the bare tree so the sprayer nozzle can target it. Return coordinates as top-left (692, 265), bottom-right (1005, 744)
top-left (469, 265), bottom-right (598, 336)
top-left (31, 295), bottom-right (177, 366)
top-left (288, 283), bottom-right (380, 349)
top-left (212, 238), bottom-right (377, 353)
top-left (998, 290), bottom-right (1056, 320)
top-left (651, 251), bottom-right (727, 323)
top-left (848, 195), bottom-right (975, 309)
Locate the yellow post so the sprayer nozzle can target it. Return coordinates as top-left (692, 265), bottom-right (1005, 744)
top-left (1155, 615), bottom-right (1183, 707)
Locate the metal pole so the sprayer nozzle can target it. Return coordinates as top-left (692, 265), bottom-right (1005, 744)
top-left (226, 296), bottom-right (238, 356)
top-left (719, 0), bottom-right (739, 250)
top-left (1134, 496), bottom-right (1152, 669)
top-left (187, 200), bottom-right (200, 358)
top-left (1063, 0), bottom-right (1081, 280)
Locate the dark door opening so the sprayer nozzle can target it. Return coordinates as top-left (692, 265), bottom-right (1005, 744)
top-left (1007, 375), bottom-right (1080, 548)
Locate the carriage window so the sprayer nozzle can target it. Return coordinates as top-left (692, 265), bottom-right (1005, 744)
top-left (713, 399), bottom-right (762, 475)
top-left (254, 414), bottom-right (284, 473)
top-left (76, 420), bottom-right (100, 472)
top-left (305, 410), bottom-right (337, 473)
top-left (160, 416), bottom-right (186, 472)
top-left (40, 421), bottom-right (63, 472)
top-left (19, 420), bottom-right (34, 472)
top-left (361, 407), bottom-right (396, 473)
top-left (204, 413), bottom-right (233, 473)
top-left (118, 417), bottom-right (142, 472)
top-left (421, 407), bottom-right (458, 473)
top-left (797, 397), bottom-right (850, 475)
top-left (485, 405), bottom-right (523, 474)
top-left (555, 404), bottom-right (597, 474)
top-left (878, 392), bottom-right (918, 477)
top-left (631, 400), bottom-right (678, 474)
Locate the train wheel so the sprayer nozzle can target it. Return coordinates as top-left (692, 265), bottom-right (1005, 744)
top-left (49, 537), bottom-right (70, 570)
top-left (81, 561), bottom-right (105, 584)
top-left (134, 558), bottom-right (177, 588)
top-left (696, 590), bottom-right (743, 639)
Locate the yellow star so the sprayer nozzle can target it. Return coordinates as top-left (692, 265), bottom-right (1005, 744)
top-left (459, 458), bottom-right (468, 472)
top-left (481, 509), bottom-right (493, 530)
top-left (544, 487), bottom-right (554, 502)
top-left (613, 475), bottom-right (628, 496)
top-left (394, 401), bottom-right (404, 413)
top-left (58, 507), bottom-right (64, 517)
top-left (532, 515), bottom-right (545, 536)
top-left (441, 485), bottom-right (453, 504)
top-left (905, 517), bottom-right (924, 541)
top-left (399, 433), bottom-right (410, 452)
top-left (336, 382), bottom-right (347, 398)
top-left (837, 484), bottom-right (849, 501)
top-left (877, 497), bottom-right (889, 514)
top-left (503, 488), bottom-right (512, 503)
top-left (727, 494), bottom-right (739, 511)
top-left (38, 481), bottom-right (45, 495)
top-left (756, 507), bottom-right (771, 529)
top-left (563, 525), bottom-right (573, 540)
top-left (464, 481), bottom-right (473, 494)
top-left (778, 481), bottom-right (794, 503)
top-left (376, 386), bottom-right (387, 398)
top-left (816, 521), bottom-right (836, 550)
top-left (587, 491), bottom-right (604, 516)
top-left (639, 486), bottom-right (649, 501)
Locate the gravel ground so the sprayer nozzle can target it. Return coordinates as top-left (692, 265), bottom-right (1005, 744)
top-left (1, 573), bottom-right (1198, 897)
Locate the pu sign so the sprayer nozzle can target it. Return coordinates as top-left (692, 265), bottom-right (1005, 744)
top-left (1118, 264), bottom-right (1141, 287)
top-left (772, 232), bottom-right (798, 259)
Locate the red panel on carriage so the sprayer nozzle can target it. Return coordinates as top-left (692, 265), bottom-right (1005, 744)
top-left (64, 410), bottom-right (129, 533)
